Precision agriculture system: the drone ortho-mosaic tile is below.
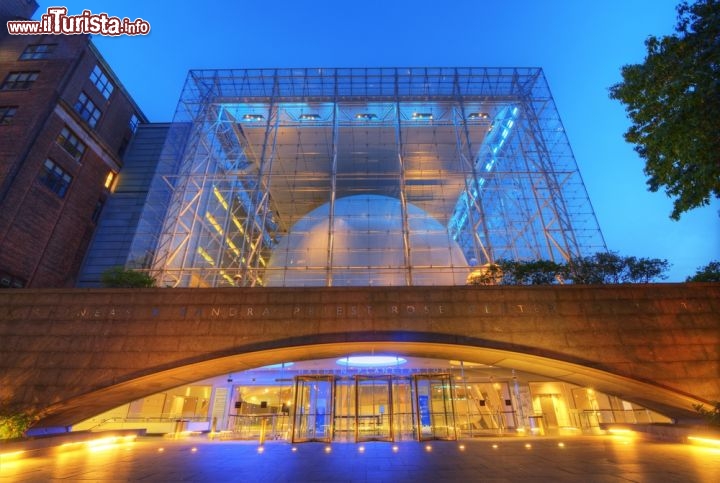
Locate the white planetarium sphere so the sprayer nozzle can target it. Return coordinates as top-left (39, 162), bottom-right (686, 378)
top-left (265, 195), bottom-right (468, 286)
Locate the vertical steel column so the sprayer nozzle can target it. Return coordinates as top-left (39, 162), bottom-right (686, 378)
top-left (241, 72), bottom-right (280, 285)
top-left (451, 70), bottom-right (493, 264)
top-left (519, 72), bottom-right (580, 260)
top-left (325, 72), bottom-right (339, 286)
top-left (394, 69), bottom-right (413, 285)
top-left (153, 86), bottom-right (219, 286)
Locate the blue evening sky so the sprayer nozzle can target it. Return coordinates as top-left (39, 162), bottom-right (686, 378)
top-left (35, 0), bottom-right (719, 281)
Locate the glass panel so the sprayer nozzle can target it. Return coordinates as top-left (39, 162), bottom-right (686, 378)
top-left (355, 376), bottom-right (393, 442)
top-left (292, 376), bottom-right (333, 443)
top-left (333, 377), bottom-right (355, 442)
top-left (414, 374), bottom-right (456, 441)
top-left (455, 381), bottom-right (516, 437)
top-left (392, 377), bottom-right (416, 441)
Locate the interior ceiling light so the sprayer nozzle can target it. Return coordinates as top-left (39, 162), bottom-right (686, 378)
top-left (258, 362), bottom-right (295, 369)
top-left (336, 355), bottom-right (407, 367)
top-left (468, 112), bottom-right (489, 119)
top-left (448, 360), bottom-right (493, 368)
top-left (411, 112), bottom-right (433, 120)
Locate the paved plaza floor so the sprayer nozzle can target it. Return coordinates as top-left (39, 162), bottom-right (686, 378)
top-left (1, 434), bottom-right (719, 482)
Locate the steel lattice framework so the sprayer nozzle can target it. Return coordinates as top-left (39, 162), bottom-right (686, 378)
top-left (139, 67), bottom-right (606, 287)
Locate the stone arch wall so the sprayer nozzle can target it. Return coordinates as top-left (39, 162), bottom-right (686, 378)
top-left (0, 283), bottom-right (717, 428)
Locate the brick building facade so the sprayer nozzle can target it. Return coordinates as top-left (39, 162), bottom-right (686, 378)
top-left (0, 3), bottom-right (146, 287)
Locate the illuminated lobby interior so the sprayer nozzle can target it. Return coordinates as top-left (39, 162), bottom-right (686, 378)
top-left (73, 355), bottom-right (671, 442)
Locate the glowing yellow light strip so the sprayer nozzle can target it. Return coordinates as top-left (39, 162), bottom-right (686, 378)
top-left (87, 435), bottom-right (136, 452)
top-left (259, 257), bottom-right (266, 267)
top-left (219, 270), bottom-right (235, 285)
top-left (213, 186), bottom-right (229, 210)
top-left (0, 450), bottom-right (25, 461)
top-left (232, 215), bottom-right (245, 234)
top-left (205, 212), bottom-right (224, 236)
top-left (226, 238), bottom-right (240, 257)
top-left (688, 436), bottom-right (720, 447)
top-left (59, 435), bottom-right (137, 453)
top-left (197, 246), bottom-right (215, 265)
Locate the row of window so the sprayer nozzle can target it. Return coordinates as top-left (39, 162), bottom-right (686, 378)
top-left (39, 159), bottom-right (72, 198)
top-left (57, 126), bottom-right (86, 160)
top-left (37, 158), bottom-right (107, 223)
top-left (2, 44), bottom-right (134, 224)
top-left (39, 155), bottom-right (115, 199)
top-left (16, 43), bottom-right (113, 99)
top-left (74, 91), bottom-right (101, 127)
top-left (19, 43), bottom-right (56, 60)
top-left (1, 48), bottom-right (139, 133)
top-left (0, 105), bottom-right (17, 124)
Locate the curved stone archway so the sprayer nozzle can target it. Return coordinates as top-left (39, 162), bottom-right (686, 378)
top-left (0, 283), bottom-right (717, 429)
top-left (39, 338), bottom-right (708, 428)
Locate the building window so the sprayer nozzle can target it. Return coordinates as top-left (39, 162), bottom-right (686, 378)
top-left (92, 198), bottom-right (105, 223)
top-left (90, 65), bottom-right (114, 99)
top-left (129, 113), bottom-right (139, 132)
top-left (0, 270), bottom-right (26, 288)
top-left (74, 92), bottom-right (101, 127)
top-left (57, 126), bottom-right (86, 161)
top-left (118, 138), bottom-right (129, 158)
top-left (1, 71), bottom-right (39, 90)
top-left (38, 159), bottom-right (72, 198)
top-left (104, 171), bottom-right (116, 189)
top-left (19, 43), bottom-right (57, 60)
top-left (0, 106), bottom-right (18, 124)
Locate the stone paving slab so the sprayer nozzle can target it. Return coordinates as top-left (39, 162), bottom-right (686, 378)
top-left (2, 435), bottom-right (719, 482)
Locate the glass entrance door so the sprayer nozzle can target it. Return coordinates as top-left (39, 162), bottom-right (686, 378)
top-left (291, 376), bottom-right (333, 443)
top-left (414, 374), bottom-right (457, 441)
top-left (333, 377), bottom-right (355, 442)
top-left (392, 377), bottom-right (415, 441)
top-left (355, 375), bottom-right (393, 442)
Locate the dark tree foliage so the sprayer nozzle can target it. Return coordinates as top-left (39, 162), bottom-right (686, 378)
top-left (569, 252), bottom-right (628, 284)
top-left (693, 402), bottom-right (720, 426)
top-left (101, 266), bottom-right (156, 288)
top-left (497, 259), bottom-right (566, 285)
top-left (609, 0), bottom-right (720, 220)
top-left (626, 256), bottom-right (672, 283)
top-left (686, 260), bottom-right (720, 281)
top-left (466, 263), bottom-right (504, 285)
top-left (0, 403), bottom-right (37, 440)
top-left (481, 253), bottom-right (670, 285)
top-left (569, 253), bottom-right (670, 284)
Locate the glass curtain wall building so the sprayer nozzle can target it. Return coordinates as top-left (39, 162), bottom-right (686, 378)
top-left (130, 67), bottom-right (605, 287)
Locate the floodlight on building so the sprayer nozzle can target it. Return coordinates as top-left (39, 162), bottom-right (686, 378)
top-left (242, 114), bottom-right (264, 121)
top-left (299, 113), bottom-right (321, 121)
top-left (355, 113), bottom-right (377, 120)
